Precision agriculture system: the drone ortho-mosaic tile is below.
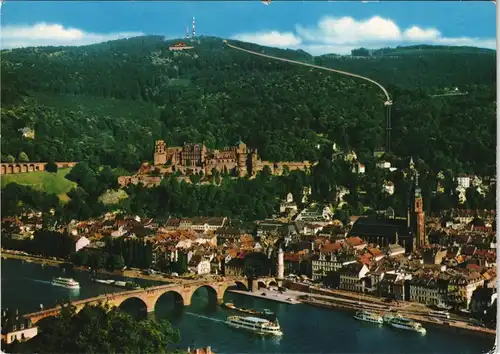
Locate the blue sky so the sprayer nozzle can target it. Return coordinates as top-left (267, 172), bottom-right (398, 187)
top-left (1, 1), bottom-right (496, 55)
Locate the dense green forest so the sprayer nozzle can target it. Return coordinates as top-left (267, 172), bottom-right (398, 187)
top-left (5, 303), bottom-right (181, 354)
top-left (1, 35), bottom-right (496, 175)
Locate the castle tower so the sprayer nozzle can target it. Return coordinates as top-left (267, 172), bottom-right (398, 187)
top-left (235, 138), bottom-right (248, 177)
top-left (409, 168), bottom-right (426, 250)
top-left (154, 140), bottom-right (167, 166)
top-left (249, 148), bottom-right (259, 176)
top-left (276, 247), bottom-right (284, 286)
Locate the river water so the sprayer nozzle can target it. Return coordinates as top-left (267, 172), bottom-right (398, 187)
top-left (1, 259), bottom-right (495, 354)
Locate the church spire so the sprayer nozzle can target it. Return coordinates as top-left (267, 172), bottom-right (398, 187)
top-left (409, 156), bottom-right (415, 170)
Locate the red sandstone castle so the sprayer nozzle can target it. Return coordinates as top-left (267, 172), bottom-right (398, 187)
top-left (153, 139), bottom-right (311, 177)
top-left (118, 140), bottom-right (312, 187)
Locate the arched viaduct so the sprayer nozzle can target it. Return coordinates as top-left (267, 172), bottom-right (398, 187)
top-left (0, 162), bottom-right (77, 175)
top-left (24, 277), bottom-right (277, 325)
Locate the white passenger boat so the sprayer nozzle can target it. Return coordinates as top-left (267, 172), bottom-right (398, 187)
top-left (226, 316), bottom-right (283, 336)
top-left (93, 279), bottom-right (115, 285)
top-left (389, 315), bottom-right (426, 334)
top-left (353, 310), bottom-right (384, 324)
top-left (51, 277), bottom-right (80, 290)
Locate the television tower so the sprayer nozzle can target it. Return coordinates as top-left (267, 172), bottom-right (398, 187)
top-left (192, 17), bottom-right (196, 38)
top-left (185, 27), bottom-right (190, 40)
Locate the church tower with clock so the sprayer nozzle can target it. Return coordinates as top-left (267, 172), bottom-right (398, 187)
top-left (408, 158), bottom-right (426, 250)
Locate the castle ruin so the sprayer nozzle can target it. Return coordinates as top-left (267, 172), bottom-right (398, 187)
top-left (153, 139), bottom-right (312, 178)
top-left (118, 140), bottom-right (313, 187)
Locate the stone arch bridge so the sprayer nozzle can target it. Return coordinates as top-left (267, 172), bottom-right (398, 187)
top-left (24, 277), bottom-right (276, 325)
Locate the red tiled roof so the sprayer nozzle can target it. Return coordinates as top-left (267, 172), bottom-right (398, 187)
top-left (166, 218), bottom-right (181, 227)
top-left (467, 263), bottom-right (481, 270)
top-left (368, 247), bottom-right (384, 257)
top-left (346, 236), bottom-right (365, 247)
top-left (358, 253), bottom-right (373, 265)
top-left (320, 242), bottom-right (342, 253)
top-left (475, 249), bottom-right (489, 257)
top-left (284, 253), bottom-right (301, 262)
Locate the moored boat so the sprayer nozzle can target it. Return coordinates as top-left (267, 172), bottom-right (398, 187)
top-left (51, 277), bottom-right (80, 290)
top-left (93, 279), bottom-right (115, 285)
top-left (389, 315), bottom-right (426, 334)
top-left (353, 310), bottom-right (383, 324)
top-left (221, 303), bottom-right (277, 321)
top-left (383, 313), bottom-right (395, 324)
top-left (226, 315), bottom-right (283, 336)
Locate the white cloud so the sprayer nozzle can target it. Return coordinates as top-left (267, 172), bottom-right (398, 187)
top-left (297, 16), bottom-right (401, 45)
top-left (403, 26), bottom-right (440, 41)
top-left (232, 31), bottom-right (302, 47)
top-left (1, 23), bottom-right (144, 49)
top-left (232, 15), bottom-right (496, 55)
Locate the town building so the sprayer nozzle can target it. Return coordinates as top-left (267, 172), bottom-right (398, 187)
top-left (74, 236), bottom-right (90, 252)
top-left (378, 271), bottom-right (412, 301)
top-left (338, 262), bottom-right (369, 292)
top-left (408, 276), bottom-right (442, 306)
top-left (1, 309), bottom-right (37, 345)
top-left (295, 205), bottom-right (333, 223)
top-left (280, 193), bottom-right (298, 214)
top-left (448, 271), bottom-right (485, 308)
top-left (169, 42), bottom-right (194, 51)
top-left (311, 250), bottom-right (356, 281)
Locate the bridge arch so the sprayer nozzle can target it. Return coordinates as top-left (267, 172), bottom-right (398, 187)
top-left (267, 280), bottom-right (278, 288)
top-left (189, 284), bottom-right (219, 307)
top-left (234, 281), bottom-right (248, 291)
top-left (153, 290), bottom-right (185, 311)
top-left (257, 280), bottom-right (267, 289)
top-left (116, 296), bottom-right (148, 319)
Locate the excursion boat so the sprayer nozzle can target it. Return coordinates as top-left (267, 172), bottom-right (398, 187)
top-left (389, 315), bottom-right (426, 334)
top-left (51, 277), bottom-right (80, 290)
top-left (226, 316), bottom-right (283, 336)
top-left (353, 310), bottom-right (384, 324)
top-left (93, 279), bottom-right (115, 285)
top-left (382, 313), bottom-right (395, 324)
top-left (222, 303), bottom-right (277, 322)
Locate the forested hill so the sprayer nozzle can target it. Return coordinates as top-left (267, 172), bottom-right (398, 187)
top-left (1, 35), bottom-right (496, 175)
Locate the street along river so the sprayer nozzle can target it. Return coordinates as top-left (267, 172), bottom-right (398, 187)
top-left (2, 259), bottom-right (494, 353)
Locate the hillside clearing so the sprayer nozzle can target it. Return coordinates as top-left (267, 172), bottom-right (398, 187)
top-left (1, 168), bottom-right (76, 201)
